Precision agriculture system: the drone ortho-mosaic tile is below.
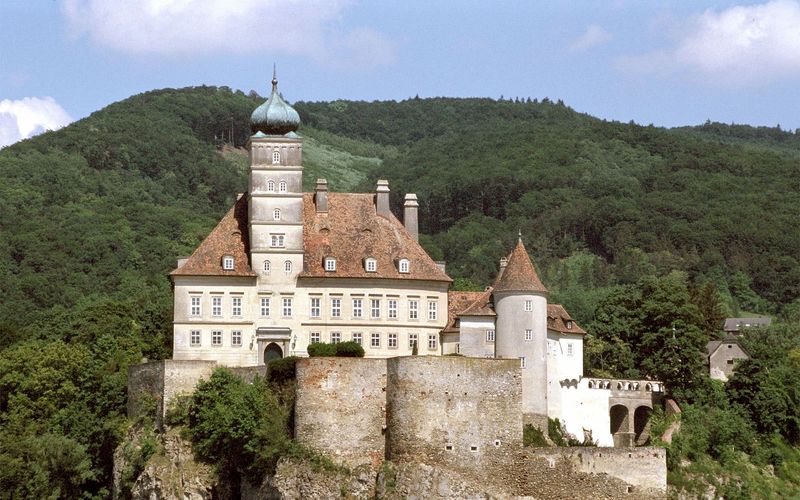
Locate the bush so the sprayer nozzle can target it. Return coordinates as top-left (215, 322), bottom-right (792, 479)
top-left (548, 418), bottom-right (592, 446)
top-left (335, 341), bottom-right (365, 357)
top-left (307, 342), bottom-right (337, 357)
top-left (267, 356), bottom-right (299, 384)
top-left (523, 424), bottom-right (548, 447)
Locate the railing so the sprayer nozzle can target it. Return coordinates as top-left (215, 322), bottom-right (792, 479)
top-left (586, 378), bottom-right (663, 393)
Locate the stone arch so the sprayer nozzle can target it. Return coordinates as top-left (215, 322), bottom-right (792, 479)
top-left (264, 342), bottom-right (283, 363)
top-left (610, 404), bottom-right (632, 447)
top-left (634, 406), bottom-right (653, 446)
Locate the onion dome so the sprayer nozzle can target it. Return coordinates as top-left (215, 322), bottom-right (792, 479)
top-left (250, 67), bottom-right (301, 135)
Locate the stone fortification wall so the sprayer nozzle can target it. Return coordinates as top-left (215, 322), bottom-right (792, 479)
top-left (530, 446), bottom-right (667, 493)
top-left (294, 357), bottom-right (388, 468)
top-left (128, 360), bottom-right (217, 426)
top-left (385, 356), bottom-right (522, 480)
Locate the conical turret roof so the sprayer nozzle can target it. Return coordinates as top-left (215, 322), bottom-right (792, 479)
top-left (250, 67), bottom-right (301, 135)
top-left (493, 238), bottom-right (548, 293)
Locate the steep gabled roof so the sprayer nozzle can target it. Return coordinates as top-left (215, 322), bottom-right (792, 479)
top-left (170, 195), bottom-right (256, 278)
top-left (547, 304), bottom-right (586, 335)
top-left (299, 193), bottom-right (451, 282)
top-left (492, 240), bottom-right (547, 293)
top-left (444, 291), bottom-right (485, 333)
top-left (707, 336), bottom-right (751, 357)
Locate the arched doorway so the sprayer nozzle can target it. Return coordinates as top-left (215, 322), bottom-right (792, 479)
top-left (264, 342), bottom-right (283, 363)
top-left (634, 406), bottom-right (653, 446)
top-left (610, 404), bottom-right (631, 447)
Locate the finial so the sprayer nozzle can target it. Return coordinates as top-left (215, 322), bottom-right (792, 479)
top-left (271, 63), bottom-right (278, 91)
top-left (518, 229), bottom-right (522, 242)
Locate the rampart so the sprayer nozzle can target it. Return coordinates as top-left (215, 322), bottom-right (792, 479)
top-left (530, 447), bottom-right (667, 493)
top-left (294, 357), bottom-right (388, 468)
top-left (385, 356), bottom-right (522, 480)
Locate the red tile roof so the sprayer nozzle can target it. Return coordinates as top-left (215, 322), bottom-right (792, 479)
top-left (444, 291), bottom-right (485, 332)
top-left (493, 240), bottom-right (547, 293)
top-left (547, 304), bottom-right (586, 335)
top-left (170, 195), bottom-right (256, 277)
top-left (299, 193), bottom-right (451, 282)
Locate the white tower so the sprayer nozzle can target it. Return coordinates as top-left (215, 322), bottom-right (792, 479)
top-left (493, 236), bottom-right (549, 429)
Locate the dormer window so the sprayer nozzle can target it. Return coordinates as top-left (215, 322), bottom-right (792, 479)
top-left (273, 208), bottom-right (281, 221)
top-left (398, 258), bottom-right (410, 274)
top-left (365, 257), bottom-right (377, 272)
top-left (324, 257), bottom-right (337, 272)
top-left (222, 255), bottom-right (234, 270)
top-left (279, 181), bottom-right (287, 193)
top-left (566, 320), bottom-right (573, 330)
top-left (272, 150), bottom-right (280, 164)
top-left (267, 180), bottom-right (275, 192)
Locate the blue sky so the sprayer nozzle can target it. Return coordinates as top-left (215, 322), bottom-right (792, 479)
top-left (3, 0), bottom-right (800, 148)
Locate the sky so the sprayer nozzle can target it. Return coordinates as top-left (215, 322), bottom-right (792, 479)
top-left (2, 0), bottom-right (800, 148)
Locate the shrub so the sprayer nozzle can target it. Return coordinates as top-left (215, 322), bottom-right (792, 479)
top-left (307, 342), bottom-right (337, 357)
top-left (164, 394), bottom-right (191, 427)
top-left (523, 424), bottom-right (548, 447)
top-left (335, 341), bottom-right (365, 357)
top-left (267, 356), bottom-right (299, 384)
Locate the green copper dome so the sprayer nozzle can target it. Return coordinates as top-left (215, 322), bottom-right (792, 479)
top-left (250, 69), bottom-right (301, 135)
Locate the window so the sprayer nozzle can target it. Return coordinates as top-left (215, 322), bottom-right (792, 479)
top-left (324, 257), bottom-right (336, 272)
top-left (409, 300), bottom-right (419, 319)
top-left (310, 332), bottom-right (321, 344)
top-left (524, 300), bottom-right (532, 312)
top-left (388, 333), bottom-right (398, 348)
top-left (212, 330), bottom-right (222, 346)
top-left (726, 359), bottom-right (734, 365)
top-left (486, 329), bottom-right (495, 342)
top-left (267, 180), bottom-right (275, 192)
top-left (409, 333), bottom-right (418, 349)
top-left (211, 296), bottom-right (222, 317)
top-left (352, 332), bottom-right (362, 345)
top-left (284, 260), bottom-right (292, 274)
top-left (566, 343), bottom-right (574, 357)
top-left (222, 256), bottom-right (234, 270)
top-left (272, 208), bottom-right (281, 221)
top-left (566, 320), bottom-right (573, 330)
top-left (388, 299), bottom-right (398, 319)
top-left (352, 298), bottom-right (362, 318)
top-left (371, 332), bottom-right (381, 348)
top-left (398, 258), bottom-right (410, 273)
top-left (190, 330), bottom-right (201, 346)
top-left (279, 180), bottom-right (287, 193)
top-left (520, 356), bottom-right (526, 369)
top-left (428, 301), bottom-right (438, 320)
top-left (371, 299), bottom-right (381, 319)
top-left (260, 297), bottom-right (270, 317)
top-left (428, 334), bottom-right (438, 350)
top-left (272, 150), bottom-right (280, 164)
top-left (263, 260), bottom-right (271, 274)
top-left (231, 297), bottom-right (242, 317)
top-left (525, 329), bottom-right (533, 341)
top-left (310, 298), bottom-right (321, 318)
top-left (282, 297), bottom-right (292, 317)
top-left (190, 296), bottom-right (201, 316)
top-left (331, 332), bottom-right (341, 344)
top-left (365, 258), bottom-right (377, 272)
top-left (270, 234), bottom-right (285, 248)
top-left (232, 330), bottom-right (242, 347)
top-left (331, 298), bottom-right (341, 318)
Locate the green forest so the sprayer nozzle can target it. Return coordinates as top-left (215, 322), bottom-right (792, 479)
top-left (1, 86), bottom-right (799, 497)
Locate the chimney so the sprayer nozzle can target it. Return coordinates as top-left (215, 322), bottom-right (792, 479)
top-left (315, 178), bottom-right (328, 213)
top-left (499, 257), bottom-right (508, 275)
top-left (376, 179), bottom-right (391, 218)
top-left (404, 193), bottom-right (419, 241)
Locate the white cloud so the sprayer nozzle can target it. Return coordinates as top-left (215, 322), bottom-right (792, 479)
top-left (0, 97), bottom-right (72, 149)
top-left (569, 25), bottom-right (612, 52)
top-left (62, 0), bottom-right (394, 68)
top-left (619, 0), bottom-right (800, 85)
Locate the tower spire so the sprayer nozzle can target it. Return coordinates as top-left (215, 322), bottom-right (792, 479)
top-left (518, 229), bottom-right (522, 243)
top-left (271, 63), bottom-right (278, 92)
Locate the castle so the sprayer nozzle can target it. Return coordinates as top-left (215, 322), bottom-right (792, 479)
top-left (168, 73), bottom-right (663, 448)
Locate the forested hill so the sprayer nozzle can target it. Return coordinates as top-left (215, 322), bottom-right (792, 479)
top-left (1, 86), bottom-right (799, 496)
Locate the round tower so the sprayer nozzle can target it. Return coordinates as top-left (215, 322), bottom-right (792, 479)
top-left (493, 235), bottom-right (549, 429)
